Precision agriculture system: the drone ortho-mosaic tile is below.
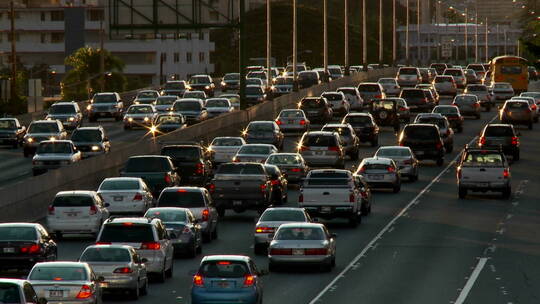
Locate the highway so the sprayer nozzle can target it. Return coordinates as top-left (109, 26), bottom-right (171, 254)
top-left (47, 81), bottom-right (540, 304)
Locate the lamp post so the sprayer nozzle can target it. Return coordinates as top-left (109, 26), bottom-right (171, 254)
top-left (344, 0), bottom-right (349, 75)
top-left (464, 8), bottom-right (468, 63)
top-left (292, 0), bottom-right (298, 91)
top-left (392, 0), bottom-right (397, 66)
top-left (405, 0), bottom-right (410, 65)
top-left (416, 0), bottom-right (420, 65)
top-left (323, 0), bottom-right (328, 79)
top-left (362, 0), bottom-right (367, 71)
top-left (379, 0), bottom-right (383, 67)
top-left (266, 0), bottom-right (271, 92)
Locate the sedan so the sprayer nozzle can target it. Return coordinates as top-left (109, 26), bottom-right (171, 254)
top-left (70, 126), bottom-right (111, 158)
top-left (275, 109), bottom-right (310, 133)
top-left (205, 98), bottom-right (234, 118)
top-left (432, 105), bottom-right (464, 133)
top-left (355, 157), bottom-right (401, 193)
top-left (268, 223), bottom-right (336, 272)
top-left (0, 278), bottom-right (47, 304)
top-left (378, 78), bottom-right (401, 97)
top-left (265, 153), bottom-right (308, 183)
top-left (233, 144), bottom-right (278, 163)
top-left (0, 118), bottom-right (26, 148)
top-left (452, 94), bottom-right (481, 119)
top-left (321, 123), bottom-right (360, 160)
top-left (123, 104), bottom-right (157, 130)
top-left (491, 82), bottom-right (515, 102)
top-left (154, 113), bottom-right (187, 134)
top-left (208, 136), bottom-right (246, 164)
top-left (242, 121), bottom-right (284, 150)
top-left (97, 177), bottom-right (154, 215)
top-left (374, 146), bottom-right (419, 181)
top-left (154, 95), bottom-right (179, 112)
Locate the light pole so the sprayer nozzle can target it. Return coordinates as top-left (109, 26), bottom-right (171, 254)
top-left (496, 24), bottom-right (500, 56)
top-left (379, 0), bottom-right (383, 67)
top-left (392, 0), bottom-right (397, 66)
top-left (464, 8), bottom-right (468, 63)
top-left (323, 0), bottom-right (328, 79)
top-left (344, 0), bottom-right (349, 75)
top-left (266, 0), bottom-right (271, 92)
top-left (416, 0), bottom-right (420, 65)
top-left (475, 10), bottom-right (478, 63)
top-left (292, 0), bottom-right (298, 91)
top-left (362, 0), bottom-right (367, 71)
top-left (406, 0), bottom-right (409, 65)
top-left (504, 28), bottom-right (507, 55)
top-left (485, 17), bottom-right (488, 62)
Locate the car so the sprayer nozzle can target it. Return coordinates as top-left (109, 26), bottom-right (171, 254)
top-left (398, 123), bottom-right (445, 166)
top-left (207, 136), bottom-right (246, 165)
top-left (0, 117), bottom-right (26, 148)
top-left (233, 143), bottom-right (278, 163)
top-left (464, 84), bottom-right (493, 111)
top-left (390, 97), bottom-right (412, 123)
top-left (432, 75), bottom-right (457, 97)
top-left (87, 92), bottom-right (123, 122)
top-left (263, 164), bottom-right (288, 205)
top-left (297, 97), bottom-right (333, 124)
top-left (219, 93), bottom-right (241, 110)
top-left (242, 121), bottom-right (284, 149)
top-left (297, 131), bottom-right (345, 168)
top-left (183, 90), bottom-right (207, 100)
top-left (414, 113), bottom-right (454, 153)
top-left (45, 102), bottom-right (83, 130)
top-left (253, 207), bottom-right (311, 255)
top-left (312, 68), bottom-right (331, 82)
top-left (321, 91), bottom-right (350, 116)
top-left (482, 70), bottom-right (492, 85)
top-left (464, 69), bottom-right (479, 84)
top-left (245, 85), bottom-right (267, 105)
top-left (172, 99), bottom-right (208, 125)
top-left (321, 123), bottom-right (360, 160)
top-left (188, 74), bottom-right (215, 97)
top-left (456, 146), bottom-right (511, 199)
top-left (377, 78), bottom-right (401, 97)
top-left (369, 98), bottom-right (402, 132)
top-left (275, 109), bottom-right (310, 133)
top-left (491, 82), bottom-right (515, 102)
top-left (467, 63), bottom-right (486, 79)
top-left (32, 140), bottom-right (82, 176)
top-left (271, 76), bottom-right (294, 96)
top-left (432, 105), bottom-right (464, 133)
top-left (357, 82), bottom-right (385, 104)
top-left (0, 278), bottom-right (47, 304)
top-left (220, 73), bottom-right (240, 92)
top-left (96, 217), bottom-right (174, 282)
top-left (374, 145), bottom-right (418, 181)
top-left (78, 244), bottom-right (148, 299)
top-left (355, 157), bottom-right (401, 192)
top-left (452, 94), bottom-right (481, 119)
top-left (70, 126), bottom-right (110, 158)
top-left (247, 71), bottom-right (269, 87)
top-left (46, 191), bottom-right (109, 239)
top-left (28, 262), bottom-right (103, 304)
top-left (161, 144), bottom-right (213, 185)
top-left (341, 113), bottom-right (379, 147)
top-left (23, 120), bottom-right (68, 157)
top-left (396, 67), bottom-right (421, 87)
top-left (528, 66), bottom-right (538, 81)
top-left (399, 88), bottom-right (431, 112)
top-left (422, 88), bottom-right (439, 107)
top-left (154, 95), bottom-right (179, 112)
top-left (430, 63), bottom-right (449, 75)
top-left (427, 68), bottom-right (438, 82)
top-left (268, 223), bottom-right (336, 272)
top-left (144, 207), bottom-right (203, 257)
top-left (443, 68), bottom-right (466, 88)
top-left (123, 104), bottom-right (157, 130)
top-left (97, 177), bottom-right (154, 215)
top-left (156, 187), bottom-right (218, 242)
top-left (133, 90), bottom-right (160, 105)
top-left (418, 68), bottom-right (431, 84)
top-left (478, 124), bottom-right (521, 160)
top-left (205, 98), bottom-right (234, 118)
top-left (265, 153), bottom-right (308, 183)
top-left (520, 92), bottom-right (540, 104)
top-left (327, 65), bottom-right (344, 79)
top-left (499, 100), bottom-right (534, 130)
top-left (153, 113), bottom-right (187, 133)
top-left (245, 77), bottom-right (265, 89)
top-left (297, 71), bottom-right (321, 89)
top-left (120, 155), bottom-right (180, 196)
top-left (336, 87), bottom-right (364, 111)
top-left (0, 223), bottom-right (57, 273)
top-left (160, 80), bottom-right (189, 97)
top-left (284, 63), bottom-right (307, 76)
top-left (191, 255), bottom-right (265, 304)
top-left (510, 96), bottom-right (539, 123)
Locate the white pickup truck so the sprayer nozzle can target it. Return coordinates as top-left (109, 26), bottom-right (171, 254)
top-left (298, 169), bottom-right (365, 227)
top-left (457, 147), bottom-right (511, 199)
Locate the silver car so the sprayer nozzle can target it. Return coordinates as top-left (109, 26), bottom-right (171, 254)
top-left (444, 68), bottom-right (466, 88)
top-left (336, 87), bottom-right (364, 111)
top-left (183, 90), bottom-right (207, 100)
top-left (321, 91), bottom-right (350, 116)
top-left (268, 223), bottom-right (336, 272)
top-left (78, 245), bottom-right (148, 299)
top-left (272, 76), bottom-right (294, 96)
top-left (97, 177), bottom-right (154, 215)
top-left (208, 137), bottom-right (245, 164)
top-left (396, 67), bottom-right (421, 87)
top-left (275, 109), bottom-right (310, 133)
top-left (377, 78), bottom-right (401, 97)
top-left (123, 104), bottom-right (157, 130)
top-left (23, 120), bottom-right (67, 157)
top-left (265, 153), bottom-right (309, 183)
top-left (374, 146), bottom-right (419, 181)
top-left (205, 98), bottom-right (234, 118)
top-left (254, 207), bottom-right (311, 255)
top-left (510, 97), bottom-right (539, 122)
top-left (45, 102), bottom-right (83, 130)
top-left (32, 140), bottom-right (82, 176)
top-left (298, 131), bottom-right (345, 169)
top-left (355, 157), bottom-right (401, 193)
top-left (133, 90), bottom-right (159, 105)
top-left (433, 75), bottom-right (457, 97)
top-left (28, 261), bottom-right (103, 304)
top-left (452, 94), bottom-right (481, 119)
top-left (154, 95), bottom-right (179, 112)
top-left (464, 84), bottom-right (493, 111)
top-left (233, 144), bottom-right (278, 163)
top-left (491, 82), bottom-right (515, 102)
top-left (321, 123), bottom-right (360, 160)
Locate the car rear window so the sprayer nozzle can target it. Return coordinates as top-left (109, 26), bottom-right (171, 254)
top-left (484, 126), bottom-right (514, 137)
top-left (53, 195), bottom-right (93, 207)
top-left (463, 152), bottom-right (503, 165)
top-left (158, 191), bottom-right (205, 208)
top-left (99, 224), bottom-right (154, 242)
top-left (199, 261), bottom-right (249, 278)
top-left (322, 93), bottom-right (342, 101)
top-left (247, 123), bottom-right (274, 132)
top-left (364, 163), bottom-right (391, 170)
top-left (211, 138), bottom-right (243, 146)
top-left (300, 99), bottom-right (323, 109)
top-left (276, 227), bottom-right (324, 240)
top-left (260, 210), bottom-right (306, 222)
top-left (467, 86), bottom-right (487, 92)
top-left (455, 96), bottom-right (477, 103)
top-left (404, 126), bottom-right (438, 138)
top-left (29, 266), bottom-right (87, 281)
top-left (307, 171), bottom-right (350, 186)
top-left (399, 68), bottom-right (418, 75)
top-left (434, 76), bottom-right (453, 83)
top-left (216, 164), bottom-right (265, 175)
top-left (125, 157), bottom-right (171, 172)
top-left (80, 248), bottom-right (131, 262)
top-left (246, 86), bottom-right (263, 94)
top-left (433, 107), bottom-right (458, 114)
top-left (400, 89), bottom-right (425, 98)
top-left (506, 102), bottom-right (527, 109)
top-left (145, 209), bottom-right (188, 222)
top-left (416, 118), bottom-right (446, 128)
top-left (0, 227), bottom-right (37, 241)
top-left (445, 70), bottom-right (462, 76)
top-left (322, 126), bottom-right (351, 136)
top-left (303, 135), bottom-right (337, 146)
top-left (161, 147), bottom-right (201, 161)
top-left (376, 149), bottom-right (411, 157)
top-left (99, 179), bottom-right (140, 191)
top-left (266, 154), bottom-right (301, 165)
top-left (358, 84), bottom-right (380, 92)
top-left (279, 110), bottom-right (304, 118)
top-left (344, 115), bottom-right (373, 125)
top-left (0, 283), bottom-right (21, 303)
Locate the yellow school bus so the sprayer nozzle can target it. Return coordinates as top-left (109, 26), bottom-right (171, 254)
top-left (490, 56), bottom-right (529, 93)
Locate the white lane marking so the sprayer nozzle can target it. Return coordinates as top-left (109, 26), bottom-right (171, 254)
top-left (454, 258), bottom-right (488, 304)
top-left (308, 134), bottom-right (481, 304)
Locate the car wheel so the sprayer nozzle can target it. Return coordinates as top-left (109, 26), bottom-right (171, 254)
top-left (502, 187), bottom-right (511, 199)
top-left (202, 231), bottom-right (212, 243)
top-left (392, 183), bottom-right (401, 193)
top-left (321, 261), bottom-right (333, 272)
top-left (458, 187), bottom-right (467, 199)
top-left (156, 266), bottom-right (166, 283)
top-left (139, 277), bottom-right (148, 296)
top-left (485, 105), bottom-right (491, 112)
top-left (254, 243), bottom-right (267, 255)
top-left (165, 259), bottom-right (173, 278)
top-left (475, 114), bottom-right (481, 120)
top-left (513, 150), bottom-right (520, 161)
top-left (130, 282), bottom-right (140, 300)
top-left (361, 203), bottom-right (369, 215)
top-left (436, 158), bottom-right (444, 167)
top-left (349, 150), bottom-right (359, 160)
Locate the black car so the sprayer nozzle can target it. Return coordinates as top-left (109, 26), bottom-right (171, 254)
top-left (188, 75), bottom-right (215, 97)
top-left (160, 80), bottom-right (188, 97)
top-left (400, 88), bottom-right (432, 112)
top-left (297, 71), bottom-right (320, 89)
top-left (0, 118), bottom-right (26, 148)
top-left (298, 97), bottom-right (333, 124)
top-left (478, 124), bottom-right (520, 160)
top-left (242, 121), bottom-right (284, 150)
top-left (0, 223), bottom-right (57, 273)
top-left (221, 73), bottom-right (240, 92)
top-left (369, 99), bottom-right (401, 132)
top-left (161, 144), bottom-right (213, 185)
top-left (264, 164), bottom-right (288, 205)
top-left (398, 124), bottom-right (445, 166)
top-left (342, 113), bottom-right (379, 146)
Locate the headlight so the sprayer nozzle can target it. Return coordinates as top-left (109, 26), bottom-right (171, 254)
top-left (86, 105), bottom-right (92, 111)
top-left (49, 137), bottom-right (56, 141)
top-left (26, 137), bottom-right (34, 143)
top-left (128, 117), bottom-right (133, 122)
top-left (68, 117), bottom-right (76, 122)
top-left (205, 85), bottom-right (210, 90)
top-left (144, 117), bottom-right (150, 122)
top-left (91, 145), bottom-right (101, 151)
top-left (221, 81), bottom-right (226, 86)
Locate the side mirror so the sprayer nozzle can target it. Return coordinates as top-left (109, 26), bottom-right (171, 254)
top-left (104, 203), bottom-right (110, 207)
top-left (141, 258), bottom-right (148, 263)
top-left (104, 137), bottom-right (109, 142)
top-left (97, 276), bottom-right (105, 282)
top-left (331, 233), bottom-right (338, 239)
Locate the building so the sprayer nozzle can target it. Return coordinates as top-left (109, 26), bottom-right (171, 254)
top-left (476, 0), bottom-right (524, 25)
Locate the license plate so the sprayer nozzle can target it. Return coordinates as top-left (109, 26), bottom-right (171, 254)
top-left (321, 207), bottom-right (332, 213)
top-left (370, 175), bottom-right (383, 180)
top-left (3, 247), bottom-right (14, 253)
top-left (218, 281), bottom-right (229, 288)
top-left (292, 249), bottom-right (304, 255)
top-left (65, 212), bottom-right (78, 217)
top-left (49, 290), bottom-right (63, 297)
top-left (233, 200), bottom-right (242, 206)
top-left (113, 196), bottom-right (124, 201)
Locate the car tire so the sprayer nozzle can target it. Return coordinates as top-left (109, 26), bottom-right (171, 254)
top-left (436, 158), bottom-right (444, 167)
top-left (361, 203), bottom-right (370, 216)
top-left (458, 187), bottom-right (467, 199)
top-left (513, 150), bottom-right (520, 161)
top-left (202, 231), bottom-right (212, 243)
top-left (156, 266), bottom-right (166, 283)
top-left (254, 243), bottom-right (266, 255)
top-left (321, 261), bottom-right (333, 272)
top-left (485, 105), bottom-right (491, 112)
top-left (211, 226), bottom-right (218, 240)
top-left (124, 125), bottom-right (131, 130)
top-left (140, 278), bottom-right (148, 296)
top-left (115, 115), bottom-right (122, 122)
top-left (88, 116), bottom-right (96, 123)
top-left (165, 259), bottom-right (173, 278)
top-left (392, 183), bottom-right (401, 193)
top-left (502, 187), bottom-right (511, 199)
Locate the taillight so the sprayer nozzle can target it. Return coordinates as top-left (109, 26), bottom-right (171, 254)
top-left (95, 242), bottom-right (111, 245)
top-left (133, 193), bottom-right (143, 201)
top-left (202, 208), bottom-right (210, 221)
top-left (349, 193), bottom-right (355, 203)
top-left (358, 166), bottom-right (366, 173)
top-left (299, 146), bottom-right (309, 152)
top-left (328, 146), bottom-right (340, 152)
top-left (473, 103), bottom-right (480, 108)
top-left (233, 157), bottom-right (241, 162)
top-left (164, 174), bottom-right (172, 184)
top-left (298, 194), bottom-right (303, 203)
top-left (113, 267), bottom-right (133, 273)
top-left (387, 166), bottom-right (396, 173)
top-left (243, 275), bottom-right (255, 287)
top-left (275, 119), bottom-right (282, 125)
top-left (511, 136), bottom-right (519, 146)
top-left (48, 205), bottom-right (55, 215)
top-left (20, 244), bottom-right (40, 254)
top-left (299, 119), bottom-right (306, 125)
top-left (193, 274), bottom-right (204, 286)
top-left (305, 248), bottom-right (328, 255)
top-left (141, 242), bottom-right (161, 250)
top-left (269, 248), bottom-right (292, 255)
top-left (290, 168), bottom-right (301, 172)
top-left (479, 136), bottom-right (486, 146)
top-left (399, 107), bottom-right (407, 111)
top-left (208, 183), bottom-right (215, 193)
top-left (195, 163), bottom-right (204, 174)
top-left (89, 205), bottom-right (97, 215)
top-left (525, 108), bottom-right (532, 113)
top-left (375, 94), bottom-right (382, 99)
top-left (435, 142), bottom-right (442, 150)
top-left (260, 183), bottom-right (267, 192)
top-left (75, 285), bottom-right (93, 299)
top-left (503, 168), bottom-right (510, 179)
top-left (255, 226), bottom-right (275, 233)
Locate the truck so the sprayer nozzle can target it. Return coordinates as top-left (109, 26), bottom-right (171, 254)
top-left (208, 162), bottom-right (272, 217)
top-left (120, 155), bottom-right (180, 196)
top-left (298, 169), bottom-right (365, 227)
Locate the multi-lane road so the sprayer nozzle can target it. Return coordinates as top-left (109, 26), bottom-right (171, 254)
top-left (41, 82), bottom-right (540, 304)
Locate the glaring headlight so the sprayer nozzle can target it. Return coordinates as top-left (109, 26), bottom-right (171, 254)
top-left (128, 117), bottom-right (133, 122)
top-left (86, 105), bottom-right (92, 111)
top-left (26, 137), bottom-right (34, 143)
top-left (205, 85), bottom-right (210, 90)
top-left (68, 117), bottom-right (76, 122)
top-left (221, 81), bottom-right (226, 86)
top-left (91, 145), bottom-right (100, 151)
top-left (49, 137), bottom-right (56, 141)
top-left (144, 117), bottom-right (150, 122)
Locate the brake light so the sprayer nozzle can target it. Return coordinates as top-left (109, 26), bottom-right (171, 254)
top-left (328, 146), bottom-right (340, 152)
top-left (202, 208), bottom-right (210, 221)
top-left (271, 179), bottom-right (280, 186)
top-left (503, 168), bottom-right (510, 178)
top-left (48, 205), bottom-right (55, 215)
top-left (349, 193), bottom-right (355, 203)
top-left (75, 285), bottom-right (93, 299)
top-left (305, 248), bottom-right (328, 255)
top-left (290, 168), bottom-right (301, 172)
top-left (243, 275), bottom-right (255, 287)
top-left (89, 205), bottom-right (97, 215)
top-left (133, 193), bottom-right (143, 201)
top-left (473, 103), bottom-right (480, 108)
top-left (387, 166), bottom-right (396, 173)
top-left (511, 136), bottom-right (519, 145)
top-left (95, 242), bottom-right (111, 245)
top-left (375, 94), bottom-right (382, 99)
top-left (269, 248), bottom-right (292, 255)
top-left (479, 136), bottom-right (486, 146)
top-left (196, 163), bottom-right (204, 174)
top-left (299, 119), bottom-right (306, 125)
top-left (255, 226), bottom-right (275, 233)
top-left (141, 242), bottom-right (161, 250)
top-left (20, 244), bottom-right (40, 254)
top-left (164, 174), bottom-right (172, 184)
top-left (208, 183), bottom-right (215, 193)
top-left (358, 166), bottom-right (366, 173)
top-left (299, 146), bottom-right (309, 152)
top-left (435, 142), bottom-right (442, 150)
top-left (260, 184), bottom-right (267, 192)
top-left (233, 157), bottom-right (241, 162)
top-left (275, 119), bottom-right (282, 125)
top-left (113, 267), bottom-right (133, 273)
top-left (399, 107), bottom-right (407, 111)
top-left (217, 261), bottom-right (231, 265)
top-left (298, 194), bottom-right (303, 203)
top-left (193, 274), bottom-right (204, 286)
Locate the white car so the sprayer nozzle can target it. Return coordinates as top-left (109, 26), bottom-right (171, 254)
top-left (336, 87), bottom-right (364, 110)
top-left (208, 136), bottom-right (246, 164)
top-left (377, 78), bottom-right (401, 96)
top-left (97, 177), bottom-right (154, 215)
top-left (491, 82), bottom-right (515, 102)
top-left (355, 157), bottom-right (401, 193)
top-left (46, 190), bottom-right (110, 238)
top-left (321, 91), bottom-right (350, 116)
top-left (32, 140), bottom-right (82, 176)
top-left (205, 98), bottom-right (234, 118)
top-left (123, 104), bottom-right (157, 130)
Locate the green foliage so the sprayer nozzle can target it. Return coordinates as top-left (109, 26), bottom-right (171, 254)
top-left (0, 94), bottom-right (27, 115)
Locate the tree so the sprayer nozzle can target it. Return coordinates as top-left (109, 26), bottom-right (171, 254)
top-left (61, 46), bottom-right (126, 101)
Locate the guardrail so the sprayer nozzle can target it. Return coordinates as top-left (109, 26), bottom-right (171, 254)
top-left (0, 68), bottom-right (395, 222)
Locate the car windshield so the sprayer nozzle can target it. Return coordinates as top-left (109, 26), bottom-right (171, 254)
top-left (125, 157), bottom-right (170, 172)
top-left (322, 126), bottom-right (351, 136)
top-left (322, 93), bottom-right (342, 101)
top-left (161, 147), bottom-right (200, 161)
top-left (146, 209), bottom-right (188, 222)
top-left (156, 97), bottom-right (177, 105)
top-left (279, 110), bottom-right (304, 118)
top-left (99, 224), bottom-right (154, 242)
top-left (495, 83), bottom-right (512, 89)
top-left (0, 120), bottom-right (16, 129)
top-left (216, 164), bottom-right (265, 174)
top-left (376, 149), bottom-right (411, 157)
top-left (401, 90), bottom-right (424, 98)
top-left (183, 92), bottom-right (205, 99)
top-left (247, 123), bottom-right (273, 132)
top-left (301, 99), bottom-right (323, 108)
top-left (0, 283), bottom-right (21, 304)
top-left (0, 227), bottom-right (37, 241)
top-left (248, 72), bottom-right (266, 79)
top-left (399, 68), bottom-right (417, 75)
top-left (137, 91), bottom-right (158, 99)
top-left (416, 118), bottom-right (446, 128)
top-left (246, 86), bottom-right (263, 94)
top-left (37, 142), bottom-right (72, 154)
top-left (276, 227), bottom-right (324, 240)
top-left (445, 70), bottom-right (462, 76)
top-left (266, 154), bottom-right (301, 165)
top-left (455, 96), bottom-right (477, 103)
top-left (484, 126), bottom-right (514, 137)
top-left (358, 85), bottom-right (380, 92)
top-left (127, 106), bottom-right (153, 114)
top-left (304, 135), bottom-right (336, 146)
top-left (344, 115), bottom-right (372, 125)
top-left (299, 72), bottom-right (318, 80)
top-left (238, 146), bottom-right (271, 154)
top-left (174, 102), bottom-right (201, 111)
top-left (246, 79), bottom-right (262, 86)
top-left (435, 76), bottom-right (453, 83)
top-left (199, 261), bottom-right (249, 278)
top-left (49, 104), bottom-right (76, 114)
top-left (189, 76), bottom-right (210, 84)
top-left (434, 107), bottom-right (458, 114)
top-left (275, 77), bottom-right (293, 85)
top-left (404, 126), bottom-right (438, 138)
top-left (29, 266), bottom-right (87, 281)
top-left (467, 86), bottom-right (487, 92)
top-left (80, 248), bottom-right (131, 262)
top-left (164, 82), bottom-right (185, 90)
top-left (261, 210), bottom-right (305, 222)
top-left (93, 94), bottom-right (117, 103)
top-left (211, 138), bottom-right (243, 146)
top-left (158, 191), bottom-right (205, 208)
top-left (206, 99), bottom-right (229, 107)
top-left (224, 74), bottom-right (239, 80)
top-left (99, 179), bottom-right (140, 191)
top-left (71, 129), bottom-right (102, 142)
top-left (373, 100), bottom-right (395, 110)
top-left (52, 195), bottom-right (93, 207)
top-left (328, 67), bottom-right (342, 74)
top-left (463, 152), bottom-right (503, 166)
top-left (157, 115), bottom-right (182, 124)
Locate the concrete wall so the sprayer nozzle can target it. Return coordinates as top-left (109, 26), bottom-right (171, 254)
top-left (0, 68), bottom-right (395, 222)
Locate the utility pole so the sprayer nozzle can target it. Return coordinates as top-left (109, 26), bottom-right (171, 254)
top-left (239, 0), bottom-right (247, 108)
top-left (427, 0), bottom-right (431, 64)
top-left (464, 8), bottom-right (468, 63)
top-left (99, 18), bottom-right (105, 92)
top-left (379, 0), bottom-right (383, 67)
top-left (362, 0), bottom-right (367, 71)
top-left (323, 0), bottom-right (328, 79)
top-left (10, 0), bottom-right (16, 101)
top-left (406, 0), bottom-right (409, 65)
top-left (475, 11), bottom-right (478, 63)
top-left (266, 0), bottom-right (271, 91)
top-left (292, 0), bottom-right (298, 91)
top-left (504, 29), bottom-right (507, 55)
top-left (436, 0), bottom-right (440, 61)
top-left (496, 24), bottom-right (500, 56)
top-left (344, 0), bottom-right (349, 75)
top-left (392, 0), bottom-right (397, 66)
top-left (416, 0), bottom-right (420, 66)
top-left (485, 17), bottom-right (488, 62)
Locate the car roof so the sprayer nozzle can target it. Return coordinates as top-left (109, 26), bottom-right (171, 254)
top-left (485, 123), bottom-right (513, 128)
top-left (129, 155), bottom-right (169, 159)
top-left (103, 177), bottom-right (142, 182)
top-left (56, 190), bottom-right (96, 196)
top-left (278, 222), bottom-right (325, 229)
top-left (264, 207), bottom-right (305, 212)
top-left (416, 113), bottom-right (444, 119)
top-left (248, 121), bottom-right (274, 125)
top-left (107, 217), bottom-right (156, 224)
top-left (377, 146), bottom-right (411, 150)
top-left (345, 112), bottom-right (372, 117)
top-left (0, 278), bottom-right (27, 286)
top-left (405, 123), bottom-right (438, 129)
top-left (202, 255), bottom-right (251, 263)
top-left (31, 120), bottom-right (59, 124)
top-left (362, 157), bottom-right (394, 164)
top-left (309, 169), bottom-right (350, 174)
top-left (323, 123), bottom-right (350, 128)
top-left (75, 126), bottom-right (103, 131)
top-left (161, 186), bottom-right (205, 193)
top-left (39, 140), bottom-right (73, 144)
top-left (241, 143), bottom-right (275, 148)
top-left (34, 261), bottom-right (88, 268)
top-left (146, 207), bottom-right (191, 213)
top-left (85, 244), bottom-right (134, 251)
top-left (0, 222), bottom-right (40, 228)
top-left (51, 102), bottom-right (77, 106)
top-left (304, 131), bottom-right (337, 136)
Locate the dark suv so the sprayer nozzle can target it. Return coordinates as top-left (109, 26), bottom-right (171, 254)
top-left (298, 71), bottom-right (321, 89)
top-left (398, 124), bottom-right (445, 166)
top-left (478, 124), bottom-right (520, 160)
top-left (120, 155), bottom-right (180, 196)
top-left (298, 97), bottom-right (333, 124)
top-left (399, 88), bottom-right (432, 112)
top-left (342, 113), bottom-right (379, 146)
top-left (160, 144), bottom-right (212, 185)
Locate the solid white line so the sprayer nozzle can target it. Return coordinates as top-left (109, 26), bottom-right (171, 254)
top-left (454, 258), bottom-right (488, 304)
